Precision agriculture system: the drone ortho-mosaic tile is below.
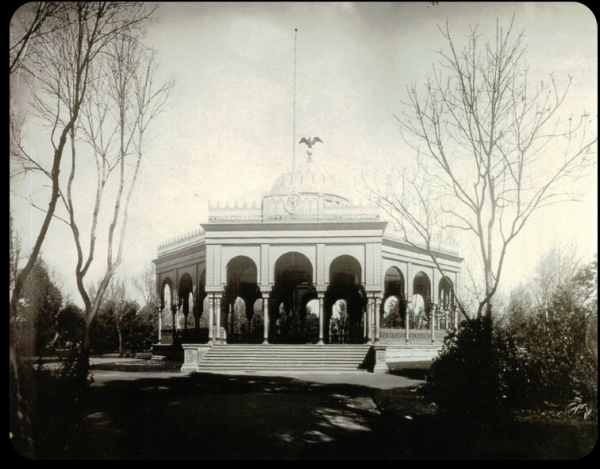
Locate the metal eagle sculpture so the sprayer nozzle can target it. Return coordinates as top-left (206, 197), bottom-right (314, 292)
top-left (299, 137), bottom-right (323, 156)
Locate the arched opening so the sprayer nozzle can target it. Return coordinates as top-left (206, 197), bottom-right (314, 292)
top-left (382, 296), bottom-right (403, 328)
top-left (412, 271), bottom-right (432, 329)
top-left (193, 269), bottom-right (207, 342)
top-left (304, 299), bottom-right (319, 343)
top-left (271, 252), bottom-right (314, 343)
top-left (249, 298), bottom-right (264, 343)
top-left (329, 299), bottom-right (350, 343)
top-left (438, 276), bottom-right (454, 309)
top-left (437, 276), bottom-right (454, 330)
top-left (326, 255), bottom-right (364, 344)
top-left (225, 256), bottom-right (260, 343)
top-left (383, 267), bottom-right (406, 328)
top-left (160, 279), bottom-right (174, 344)
top-left (224, 297), bottom-right (250, 343)
top-left (178, 273), bottom-right (194, 334)
top-left (200, 296), bottom-right (210, 329)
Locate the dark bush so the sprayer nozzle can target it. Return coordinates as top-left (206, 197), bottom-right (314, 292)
top-left (89, 309), bottom-right (119, 354)
top-left (422, 309), bottom-right (598, 420)
top-left (421, 317), bottom-right (510, 419)
top-left (504, 310), bottom-right (597, 414)
top-left (122, 306), bottom-right (157, 353)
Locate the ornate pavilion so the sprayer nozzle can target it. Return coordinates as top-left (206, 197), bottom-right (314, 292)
top-left (153, 151), bottom-right (462, 372)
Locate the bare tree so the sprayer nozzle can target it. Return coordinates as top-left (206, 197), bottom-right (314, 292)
top-left (9, 2), bottom-right (157, 332)
top-left (58, 30), bottom-right (173, 379)
top-left (103, 277), bottom-right (130, 357)
top-left (10, 2), bottom-right (66, 77)
top-left (133, 262), bottom-right (160, 319)
top-left (531, 244), bottom-right (582, 319)
top-left (10, 6), bottom-right (159, 457)
top-left (364, 17), bottom-right (596, 322)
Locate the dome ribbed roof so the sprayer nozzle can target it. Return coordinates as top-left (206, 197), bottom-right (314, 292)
top-left (269, 155), bottom-right (348, 199)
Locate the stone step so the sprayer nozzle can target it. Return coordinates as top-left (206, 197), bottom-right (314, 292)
top-left (197, 344), bottom-right (371, 372)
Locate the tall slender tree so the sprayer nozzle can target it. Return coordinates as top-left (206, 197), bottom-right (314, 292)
top-left (59, 29), bottom-right (173, 379)
top-left (364, 18), bottom-right (596, 322)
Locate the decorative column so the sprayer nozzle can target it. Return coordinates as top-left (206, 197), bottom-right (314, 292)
top-left (215, 295), bottom-right (222, 343)
top-left (453, 302), bottom-right (458, 329)
top-left (229, 300), bottom-right (234, 338)
top-left (171, 304), bottom-right (177, 344)
top-left (157, 306), bottom-right (162, 344)
top-left (366, 297), bottom-right (374, 345)
top-left (317, 293), bottom-right (325, 345)
top-left (262, 296), bottom-right (269, 345)
top-left (363, 306), bottom-right (368, 344)
top-left (444, 309), bottom-right (449, 330)
top-left (374, 296), bottom-right (381, 343)
top-left (405, 297), bottom-right (411, 344)
top-left (184, 295), bottom-right (191, 331)
top-left (171, 289), bottom-right (178, 344)
top-left (193, 303), bottom-right (199, 342)
top-left (222, 297), bottom-right (228, 336)
top-left (431, 302), bottom-right (436, 343)
top-left (207, 293), bottom-right (214, 344)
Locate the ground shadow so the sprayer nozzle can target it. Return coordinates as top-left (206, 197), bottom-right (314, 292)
top-left (69, 372), bottom-right (408, 460)
top-left (30, 369), bottom-right (597, 460)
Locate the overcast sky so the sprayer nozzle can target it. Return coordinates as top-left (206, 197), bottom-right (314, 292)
top-left (11, 2), bottom-right (597, 306)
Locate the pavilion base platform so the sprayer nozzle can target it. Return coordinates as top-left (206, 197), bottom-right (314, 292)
top-left (180, 344), bottom-right (374, 374)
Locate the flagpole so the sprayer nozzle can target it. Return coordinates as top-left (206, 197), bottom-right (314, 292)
top-left (293, 28), bottom-right (298, 171)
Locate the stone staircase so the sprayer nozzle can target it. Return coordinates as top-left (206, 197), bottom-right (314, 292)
top-left (197, 344), bottom-right (371, 372)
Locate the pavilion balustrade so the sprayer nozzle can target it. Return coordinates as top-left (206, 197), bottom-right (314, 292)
top-left (329, 331), bottom-right (351, 344)
top-left (378, 327), bottom-right (450, 345)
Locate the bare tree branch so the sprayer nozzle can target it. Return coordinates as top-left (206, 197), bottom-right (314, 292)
top-left (364, 17), bottom-right (596, 322)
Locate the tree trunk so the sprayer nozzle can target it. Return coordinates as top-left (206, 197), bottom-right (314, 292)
top-left (77, 322), bottom-right (92, 388)
top-left (116, 320), bottom-right (123, 358)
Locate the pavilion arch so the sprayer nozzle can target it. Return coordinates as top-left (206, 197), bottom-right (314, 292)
top-left (160, 277), bottom-right (174, 309)
top-left (270, 252), bottom-right (314, 343)
top-left (221, 249), bottom-right (260, 286)
top-left (178, 273), bottom-right (194, 330)
top-left (382, 296), bottom-right (404, 328)
top-left (224, 256), bottom-right (260, 343)
top-left (384, 266), bottom-right (405, 298)
top-left (197, 268), bottom-right (207, 307)
top-left (329, 254), bottom-right (362, 286)
top-left (269, 247), bottom-right (315, 284)
top-left (411, 271), bottom-right (432, 329)
top-left (325, 255), bottom-right (364, 344)
top-left (188, 268), bottom-right (207, 341)
top-left (413, 271), bottom-right (432, 303)
top-left (382, 266), bottom-right (406, 328)
top-left (273, 251), bottom-right (313, 289)
top-left (438, 275), bottom-right (455, 310)
top-left (226, 255), bottom-right (258, 284)
top-left (327, 252), bottom-right (364, 282)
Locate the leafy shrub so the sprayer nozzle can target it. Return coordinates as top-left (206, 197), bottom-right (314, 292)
top-left (423, 311), bottom-right (598, 420)
top-left (421, 317), bottom-right (511, 419)
top-left (504, 310), bottom-right (597, 414)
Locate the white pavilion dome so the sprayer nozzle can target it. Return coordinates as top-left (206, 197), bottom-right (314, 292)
top-left (269, 155), bottom-right (350, 200)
